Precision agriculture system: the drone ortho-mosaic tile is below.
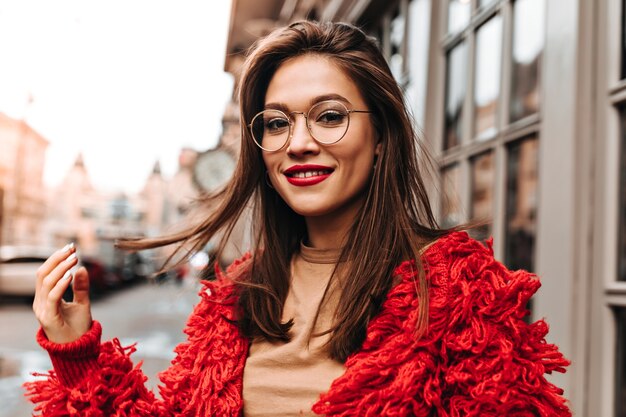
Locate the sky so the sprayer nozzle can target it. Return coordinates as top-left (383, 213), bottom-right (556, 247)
top-left (0, 0), bottom-right (234, 194)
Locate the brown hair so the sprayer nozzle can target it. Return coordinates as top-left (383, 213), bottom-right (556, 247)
top-left (120, 21), bottom-right (448, 362)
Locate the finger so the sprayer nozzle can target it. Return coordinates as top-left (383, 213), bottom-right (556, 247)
top-left (36, 243), bottom-right (75, 292)
top-left (46, 270), bottom-right (74, 310)
top-left (40, 252), bottom-right (78, 300)
top-left (72, 267), bottom-right (91, 305)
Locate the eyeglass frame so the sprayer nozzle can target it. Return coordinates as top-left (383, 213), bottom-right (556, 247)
top-left (247, 99), bottom-right (373, 152)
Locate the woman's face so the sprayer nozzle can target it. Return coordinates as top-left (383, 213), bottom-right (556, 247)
top-left (261, 54), bottom-right (380, 220)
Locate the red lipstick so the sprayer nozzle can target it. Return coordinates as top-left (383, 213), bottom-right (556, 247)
top-left (283, 164), bottom-right (333, 186)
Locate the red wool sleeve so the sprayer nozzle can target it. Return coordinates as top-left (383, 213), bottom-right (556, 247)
top-left (24, 324), bottom-right (171, 417)
top-left (35, 320), bottom-right (102, 387)
top-left (436, 235), bottom-right (571, 416)
top-left (22, 255), bottom-right (251, 417)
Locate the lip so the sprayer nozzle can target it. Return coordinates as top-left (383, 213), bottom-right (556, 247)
top-left (283, 164), bottom-right (334, 187)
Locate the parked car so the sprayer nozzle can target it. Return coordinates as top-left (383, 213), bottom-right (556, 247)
top-left (81, 256), bottom-right (119, 295)
top-left (0, 246), bottom-right (52, 298)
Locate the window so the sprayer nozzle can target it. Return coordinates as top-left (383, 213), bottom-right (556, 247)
top-left (405, 0), bottom-right (432, 126)
top-left (478, 0), bottom-right (498, 9)
top-left (510, 0), bottom-right (545, 122)
top-left (372, 0), bottom-right (432, 127)
top-left (622, 0), bottom-right (626, 79)
top-left (448, 0), bottom-right (470, 35)
top-left (444, 42), bottom-right (468, 150)
top-left (470, 152), bottom-right (495, 240)
top-left (616, 307), bottom-right (626, 417)
top-left (473, 16), bottom-right (503, 140)
top-left (504, 137), bottom-right (538, 271)
top-left (620, 107), bottom-right (626, 282)
top-left (439, 0), bottom-right (544, 260)
top-left (441, 164), bottom-right (462, 228)
top-left (602, 2), bottom-right (626, 414)
top-left (389, 7), bottom-right (407, 81)
top-left (374, 1), bottom-right (410, 87)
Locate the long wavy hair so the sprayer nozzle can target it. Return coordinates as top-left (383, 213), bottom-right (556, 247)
top-left (120, 20), bottom-right (448, 362)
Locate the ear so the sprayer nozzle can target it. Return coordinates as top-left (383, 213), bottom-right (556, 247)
top-left (374, 141), bottom-right (382, 156)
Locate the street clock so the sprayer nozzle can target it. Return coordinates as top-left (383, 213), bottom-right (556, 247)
top-left (193, 148), bottom-right (236, 193)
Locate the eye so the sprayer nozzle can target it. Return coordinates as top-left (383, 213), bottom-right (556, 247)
top-left (265, 117), bottom-right (290, 134)
top-left (315, 110), bottom-right (347, 126)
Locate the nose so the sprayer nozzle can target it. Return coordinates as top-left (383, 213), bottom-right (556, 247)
top-left (286, 113), bottom-right (320, 157)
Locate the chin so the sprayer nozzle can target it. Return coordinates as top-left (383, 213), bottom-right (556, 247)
top-left (289, 205), bottom-right (332, 217)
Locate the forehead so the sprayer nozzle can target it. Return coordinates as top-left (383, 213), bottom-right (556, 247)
top-left (264, 54), bottom-right (366, 107)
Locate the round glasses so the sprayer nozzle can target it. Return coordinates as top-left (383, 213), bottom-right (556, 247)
top-left (248, 100), bottom-right (372, 152)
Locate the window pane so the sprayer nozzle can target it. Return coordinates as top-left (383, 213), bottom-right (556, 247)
top-left (619, 107), bottom-right (626, 281)
top-left (478, 0), bottom-right (498, 8)
top-left (473, 16), bottom-right (503, 140)
top-left (616, 307), bottom-right (626, 417)
top-left (444, 42), bottom-right (468, 150)
top-left (389, 7), bottom-right (406, 80)
top-left (510, 0), bottom-right (545, 122)
top-left (441, 164), bottom-right (462, 228)
top-left (505, 137), bottom-right (539, 271)
top-left (470, 152), bottom-right (495, 240)
top-left (622, 0), bottom-right (626, 79)
top-left (448, 0), bottom-right (471, 34)
top-left (405, 0), bottom-right (431, 127)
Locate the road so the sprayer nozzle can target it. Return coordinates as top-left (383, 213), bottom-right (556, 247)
top-left (0, 279), bottom-right (200, 417)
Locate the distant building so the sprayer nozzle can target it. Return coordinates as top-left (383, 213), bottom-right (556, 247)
top-left (0, 113), bottom-right (49, 247)
top-left (45, 148), bottom-right (207, 268)
top-left (140, 161), bottom-right (168, 237)
top-left (44, 153), bottom-right (142, 258)
top-left (166, 147), bottom-right (200, 225)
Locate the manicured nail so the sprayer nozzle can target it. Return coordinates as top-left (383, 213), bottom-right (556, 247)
top-left (67, 253), bottom-right (77, 262)
top-left (61, 242), bottom-right (74, 253)
top-left (62, 271), bottom-right (73, 280)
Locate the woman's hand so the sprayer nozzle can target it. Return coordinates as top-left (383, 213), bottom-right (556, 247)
top-left (33, 243), bottom-right (93, 344)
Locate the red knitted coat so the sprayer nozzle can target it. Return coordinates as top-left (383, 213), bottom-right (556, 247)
top-left (24, 232), bottom-right (571, 416)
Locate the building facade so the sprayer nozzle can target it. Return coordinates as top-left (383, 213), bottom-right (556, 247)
top-left (0, 113), bottom-right (49, 248)
top-left (46, 150), bottom-right (201, 266)
top-left (224, 0), bottom-right (626, 415)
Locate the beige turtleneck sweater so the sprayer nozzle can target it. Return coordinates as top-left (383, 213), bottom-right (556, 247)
top-left (242, 243), bottom-right (345, 417)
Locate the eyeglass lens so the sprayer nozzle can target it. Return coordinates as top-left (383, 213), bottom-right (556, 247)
top-left (250, 101), bottom-right (350, 151)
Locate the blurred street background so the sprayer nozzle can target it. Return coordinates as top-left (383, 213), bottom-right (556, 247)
top-left (0, 0), bottom-right (624, 416)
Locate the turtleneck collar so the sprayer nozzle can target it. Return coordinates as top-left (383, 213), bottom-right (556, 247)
top-left (298, 241), bottom-right (342, 264)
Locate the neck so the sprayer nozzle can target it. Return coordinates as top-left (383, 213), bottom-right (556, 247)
top-left (304, 195), bottom-right (364, 250)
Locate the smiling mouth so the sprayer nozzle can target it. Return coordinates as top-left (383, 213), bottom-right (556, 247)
top-left (283, 167), bottom-right (334, 186)
top-left (286, 169), bottom-right (333, 179)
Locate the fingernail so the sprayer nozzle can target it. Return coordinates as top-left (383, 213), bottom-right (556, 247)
top-left (67, 253), bottom-right (77, 262)
top-left (61, 242), bottom-right (74, 253)
top-left (62, 271), bottom-right (73, 280)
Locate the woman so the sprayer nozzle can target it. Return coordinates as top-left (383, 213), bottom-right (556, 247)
top-left (26, 21), bottom-right (571, 416)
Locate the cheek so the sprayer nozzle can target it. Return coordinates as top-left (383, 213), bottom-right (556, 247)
top-left (262, 154), bottom-right (276, 175)
top-left (341, 132), bottom-right (377, 176)
top-left (262, 154), bottom-right (286, 194)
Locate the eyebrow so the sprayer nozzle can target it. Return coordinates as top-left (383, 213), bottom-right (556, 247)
top-left (264, 94), bottom-right (352, 111)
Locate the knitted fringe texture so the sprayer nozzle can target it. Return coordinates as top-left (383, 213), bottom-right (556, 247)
top-left (23, 255), bottom-right (251, 417)
top-left (312, 233), bottom-right (571, 416)
top-left (24, 233), bottom-right (571, 416)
